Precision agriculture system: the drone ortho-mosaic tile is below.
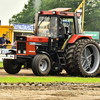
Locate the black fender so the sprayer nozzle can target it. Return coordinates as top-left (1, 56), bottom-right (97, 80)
top-left (6, 49), bottom-right (16, 55)
top-left (39, 51), bottom-right (60, 66)
top-left (39, 51), bottom-right (53, 63)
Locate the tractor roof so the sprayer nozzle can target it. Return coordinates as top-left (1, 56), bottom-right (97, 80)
top-left (49, 8), bottom-right (72, 12)
top-left (39, 8), bottom-right (81, 17)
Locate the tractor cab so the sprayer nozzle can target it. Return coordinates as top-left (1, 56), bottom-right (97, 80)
top-left (34, 8), bottom-right (81, 49)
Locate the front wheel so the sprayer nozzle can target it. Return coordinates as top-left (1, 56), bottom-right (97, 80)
top-left (3, 59), bottom-right (21, 74)
top-left (32, 54), bottom-right (51, 76)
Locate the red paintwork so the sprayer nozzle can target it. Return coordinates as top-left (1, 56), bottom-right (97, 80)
top-left (40, 11), bottom-right (81, 17)
top-left (17, 41), bottom-right (36, 56)
top-left (68, 34), bottom-right (92, 43)
top-left (27, 36), bottom-right (49, 42)
top-left (27, 42), bottom-right (36, 55)
top-left (40, 8), bottom-right (72, 15)
top-left (40, 11), bottom-right (60, 15)
top-left (17, 36), bottom-right (49, 56)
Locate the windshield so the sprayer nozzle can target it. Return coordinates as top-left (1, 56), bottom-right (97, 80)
top-left (37, 16), bottom-right (58, 38)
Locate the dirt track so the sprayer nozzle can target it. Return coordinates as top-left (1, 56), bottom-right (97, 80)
top-left (0, 69), bottom-right (100, 100)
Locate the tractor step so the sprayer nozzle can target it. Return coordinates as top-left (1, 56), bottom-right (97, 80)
top-left (57, 50), bottom-right (64, 53)
top-left (57, 51), bottom-right (66, 66)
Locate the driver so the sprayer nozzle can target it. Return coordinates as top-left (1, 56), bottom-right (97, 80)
top-left (58, 19), bottom-right (66, 46)
top-left (59, 18), bottom-right (65, 36)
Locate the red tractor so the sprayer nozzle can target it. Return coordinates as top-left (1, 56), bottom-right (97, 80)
top-left (3, 8), bottom-right (100, 77)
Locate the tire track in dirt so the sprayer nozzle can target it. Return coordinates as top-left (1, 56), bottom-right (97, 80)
top-left (0, 69), bottom-right (100, 100)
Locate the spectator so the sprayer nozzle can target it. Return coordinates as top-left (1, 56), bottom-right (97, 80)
top-left (4, 37), bottom-right (12, 49)
top-left (0, 34), bottom-right (6, 48)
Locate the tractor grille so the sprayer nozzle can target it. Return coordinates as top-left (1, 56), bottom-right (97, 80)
top-left (17, 42), bottom-right (26, 54)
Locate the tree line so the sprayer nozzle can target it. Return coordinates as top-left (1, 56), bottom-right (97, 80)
top-left (9, 0), bottom-right (100, 31)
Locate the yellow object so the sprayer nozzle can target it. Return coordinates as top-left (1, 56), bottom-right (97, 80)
top-left (61, 34), bottom-right (73, 49)
top-left (0, 25), bottom-right (14, 49)
top-left (75, 0), bottom-right (85, 32)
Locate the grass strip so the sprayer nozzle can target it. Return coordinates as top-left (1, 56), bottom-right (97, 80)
top-left (0, 62), bottom-right (3, 68)
top-left (0, 76), bottom-right (100, 83)
top-left (0, 61), bottom-right (100, 83)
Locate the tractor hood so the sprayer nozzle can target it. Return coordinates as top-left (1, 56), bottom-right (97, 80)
top-left (27, 36), bottom-right (49, 42)
top-left (16, 35), bottom-right (49, 43)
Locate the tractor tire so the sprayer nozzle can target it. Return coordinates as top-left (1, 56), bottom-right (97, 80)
top-left (3, 59), bottom-right (21, 74)
top-left (65, 39), bottom-right (100, 77)
top-left (75, 39), bottom-right (100, 76)
top-left (65, 39), bottom-right (86, 76)
top-left (32, 54), bottom-right (51, 76)
top-left (64, 44), bottom-right (77, 76)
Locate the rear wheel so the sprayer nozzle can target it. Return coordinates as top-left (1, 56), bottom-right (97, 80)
top-left (64, 44), bottom-right (76, 75)
top-left (32, 54), bottom-right (51, 76)
top-left (75, 39), bottom-right (100, 76)
top-left (64, 39), bottom-right (100, 77)
top-left (3, 59), bottom-right (21, 74)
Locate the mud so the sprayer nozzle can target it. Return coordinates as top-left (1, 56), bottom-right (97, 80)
top-left (0, 69), bottom-right (100, 100)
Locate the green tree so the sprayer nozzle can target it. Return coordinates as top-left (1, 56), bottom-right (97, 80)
top-left (9, 0), bottom-right (35, 24)
top-left (84, 0), bottom-right (100, 31)
top-left (39, 0), bottom-right (100, 31)
top-left (10, 0), bottom-right (100, 32)
top-left (39, 0), bottom-right (82, 12)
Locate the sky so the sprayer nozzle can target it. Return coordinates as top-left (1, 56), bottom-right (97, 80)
top-left (0, 0), bottom-right (28, 25)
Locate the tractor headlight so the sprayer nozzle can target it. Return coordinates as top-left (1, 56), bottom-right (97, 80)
top-left (23, 50), bottom-right (26, 54)
top-left (18, 50), bottom-right (21, 54)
